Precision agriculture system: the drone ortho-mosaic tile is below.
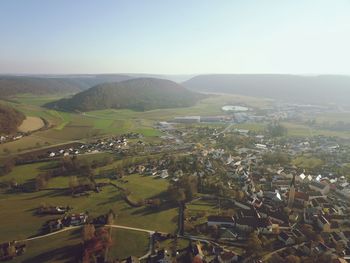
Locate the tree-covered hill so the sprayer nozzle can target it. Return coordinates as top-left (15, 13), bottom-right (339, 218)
top-left (45, 78), bottom-right (200, 112)
top-left (0, 104), bottom-right (25, 134)
top-left (183, 74), bottom-right (350, 105)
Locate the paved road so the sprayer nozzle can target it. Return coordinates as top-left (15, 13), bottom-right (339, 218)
top-left (18, 226), bottom-right (81, 242)
top-left (106, 224), bottom-right (155, 234)
top-left (16, 223), bottom-right (244, 260)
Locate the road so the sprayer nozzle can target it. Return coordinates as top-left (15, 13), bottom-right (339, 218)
top-left (18, 226), bottom-right (81, 242)
top-left (16, 223), bottom-right (243, 260)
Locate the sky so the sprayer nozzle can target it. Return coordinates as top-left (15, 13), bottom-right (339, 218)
top-left (0, 0), bottom-right (350, 75)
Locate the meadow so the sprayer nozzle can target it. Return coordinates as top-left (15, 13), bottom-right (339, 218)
top-left (0, 159), bottom-right (177, 243)
top-left (9, 227), bottom-right (149, 263)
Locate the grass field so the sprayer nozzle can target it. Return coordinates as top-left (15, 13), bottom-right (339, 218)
top-left (115, 174), bottom-right (169, 200)
top-left (0, 161), bottom-right (177, 243)
top-left (10, 227), bottom-right (149, 262)
top-left (282, 122), bottom-right (350, 138)
top-left (10, 94), bottom-right (67, 107)
top-left (18, 116), bottom-right (45, 132)
top-left (11, 229), bottom-right (82, 263)
top-left (108, 228), bottom-right (149, 260)
top-left (187, 199), bottom-right (220, 213)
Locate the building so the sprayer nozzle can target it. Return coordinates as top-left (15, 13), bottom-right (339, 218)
top-left (278, 231), bottom-right (295, 245)
top-left (310, 181), bottom-right (330, 195)
top-left (173, 116), bottom-right (200, 123)
top-left (207, 216), bottom-right (235, 227)
top-left (317, 215), bottom-right (331, 232)
top-left (288, 174), bottom-right (296, 209)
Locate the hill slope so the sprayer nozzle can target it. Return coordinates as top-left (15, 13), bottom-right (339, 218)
top-left (45, 78), bottom-right (199, 111)
top-left (183, 74), bottom-right (350, 105)
top-left (0, 104), bottom-right (25, 134)
top-left (0, 75), bottom-right (132, 98)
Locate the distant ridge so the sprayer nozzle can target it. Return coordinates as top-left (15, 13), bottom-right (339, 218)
top-left (183, 74), bottom-right (350, 105)
top-left (0, 75), bottom-right (132, 97)
top-left (45, 78), bottom-right (200, 112)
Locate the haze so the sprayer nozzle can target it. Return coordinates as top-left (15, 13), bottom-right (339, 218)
top-left (1, 0), bottom-right (350, 75)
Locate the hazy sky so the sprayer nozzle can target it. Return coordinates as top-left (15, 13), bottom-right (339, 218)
top-left (1, 0), bottom-right (350, 74)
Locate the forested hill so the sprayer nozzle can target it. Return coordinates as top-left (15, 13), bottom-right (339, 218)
top-left (0, 104), bottom-right (25, 134)
top-left (183, 74), bottom-right (350, 105)
top-left (45, 78), bottom-right (200, 112)
top-left (0, 75), bottom-right (132, 97)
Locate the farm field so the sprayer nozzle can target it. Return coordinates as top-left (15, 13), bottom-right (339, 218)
top-left (18, 116), bottom-right (45, 132)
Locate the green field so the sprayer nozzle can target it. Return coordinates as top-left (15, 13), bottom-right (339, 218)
top-left (0, 162), bottom-right (177, 243)
top-left (10, 227), bottom-right (149, 262)
top-left (108, 228), bottom-right (149, 260)
top-left (11, 229), bottom-right (82, 263)
top-left (282, 122), bottom-right (350, 138)
top-left (115, 174), bottom-right (169, 200)
top-left (10, 94), bottom-right (67, 107)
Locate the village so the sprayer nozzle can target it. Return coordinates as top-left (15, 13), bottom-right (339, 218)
top-left (1, 112), bottom-right (350, 262)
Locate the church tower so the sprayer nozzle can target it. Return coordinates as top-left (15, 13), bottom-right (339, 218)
top-left (288, 174), bottom-right (296, 209)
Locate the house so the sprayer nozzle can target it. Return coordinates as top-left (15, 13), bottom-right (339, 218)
top-left (309, 181), bottom-right (330, 195)
top-left (248, 197), bottom-right (263, 208)
top-left (174, 116), bottom-right (200, 123)
top-left (294, 191), bottom-right (310, 206)
top-left (38, 206), bottom-right (68, 215)
top-left (207, 216), bottom-right (235, 227)
top-left (278, 231), bottom-right (295, 245)
top-left (235, 215), bottom-right (272, 234)
top-left (174, 170), bottom-right (183, 178)
top-left (317, 215), bottom-right (331, 232)
top-left (136, 165), bottom-right (146, 174)
top-left (124, 256), bottom-right (140, 263)
top-left (258, 206), bottom-right (288, 225)
top-left (46, 219), bottom-right (64, 232)
top-left (160, 170), bottom-right (169, 179)
top-left (148, 249), bottom-right (172, 263)
top-left (0, 241), bottom-right (26, 261)
top-left (255, 144), bottom-right (267, 150)
top-left (330, 232), bottom-right (344, 244)
top-left (218, 251), bottom-right (239, 263)
top-left (304, 208), bottom-right (318, 224)
top-left (313, 242), bottom-right (331, 255)
top-left (64, 213), bottom-right (88, 226)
